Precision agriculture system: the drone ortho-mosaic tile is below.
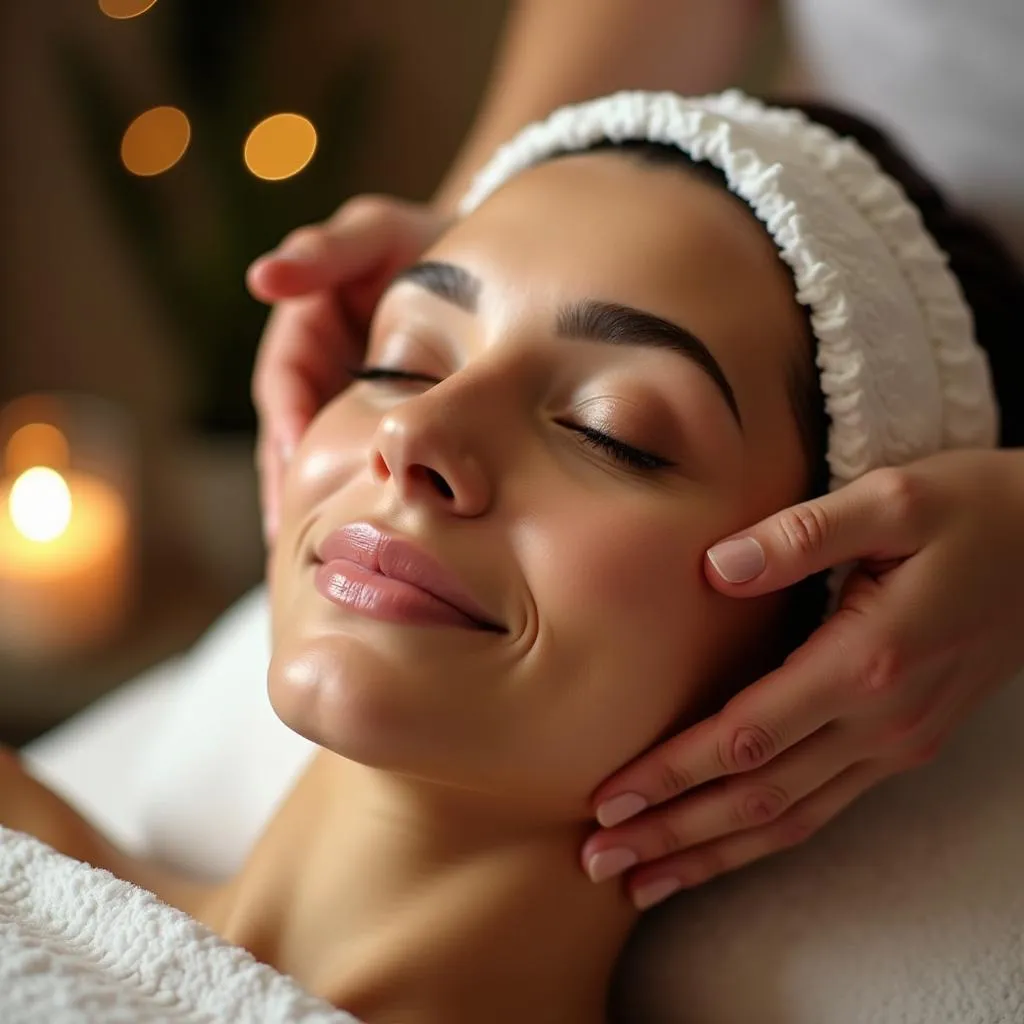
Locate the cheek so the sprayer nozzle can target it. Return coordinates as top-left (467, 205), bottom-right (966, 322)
top-left (270, 394), bottom-right (377, 635)
top-left (525, 488), bottom-right (723, 655)
top-left (515, 490), bottom-right (738, 791)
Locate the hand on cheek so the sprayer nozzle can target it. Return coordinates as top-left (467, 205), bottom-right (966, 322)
top-left (579, 452), bottom-right (1024, 909)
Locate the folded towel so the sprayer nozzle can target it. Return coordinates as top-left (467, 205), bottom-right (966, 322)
top-left (0, 827), bottom-right (359, 1024)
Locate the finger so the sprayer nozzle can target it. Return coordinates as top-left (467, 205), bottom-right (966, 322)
top-left (257, 429), bottom-right (289, 546)
top-left (704, 466), bottom-right (935, 594)
top-left (247, 232), bottom-right (369, 301)
top-left (583, 721), bottom-right (853, 877)
top-left (247, 201), bottom-right (402, 302)
top-left (626, 758), bottom-right (890, 909)
top-left (248, 238), bottom-right (367, 300)
top-left (253, 303), bottom-right (335, 541)
top-left (592, 617), bottom-right (868, 824)
top-left (255, 396), bottom-right (321, 546)
top-left (252, 294), bottom-right (354, 432)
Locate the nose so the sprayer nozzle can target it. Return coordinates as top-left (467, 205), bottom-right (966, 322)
top-left (370, 392), bottom-right (492, 517)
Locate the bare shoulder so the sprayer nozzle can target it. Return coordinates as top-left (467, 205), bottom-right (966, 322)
top-left (0, 746), bottom-right (221, 919)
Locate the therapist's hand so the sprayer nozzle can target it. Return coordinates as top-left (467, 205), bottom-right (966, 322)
top-left (582, 448), bottom-right (1024, 910)
top-left (248, 195), bottom-right (452, 543)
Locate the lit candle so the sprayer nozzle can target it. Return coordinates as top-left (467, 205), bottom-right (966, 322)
top-left (0, 461), bottom-right (130, 661)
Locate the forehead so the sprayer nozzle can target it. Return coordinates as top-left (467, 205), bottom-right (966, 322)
top-left (441, 151), bottom-right (805, 358)
top-left (431, 151), bottom-right (810, 455)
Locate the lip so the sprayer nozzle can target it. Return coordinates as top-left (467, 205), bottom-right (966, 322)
top-left (313, 522), bottom-right (505, 632)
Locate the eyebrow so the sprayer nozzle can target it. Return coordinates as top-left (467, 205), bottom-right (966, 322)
top-left (391, 261), bottom-right (481, 312)
top-left (556, 301), bottom-right (741, 427)
top-left (390, 260), bottom-right (742, 428)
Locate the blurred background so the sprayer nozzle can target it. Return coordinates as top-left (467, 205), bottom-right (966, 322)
top-left (0, 0), bottom-right (783, 747)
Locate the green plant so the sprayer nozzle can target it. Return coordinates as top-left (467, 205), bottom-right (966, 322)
top-left (60, 0), bottom-right (379, 433)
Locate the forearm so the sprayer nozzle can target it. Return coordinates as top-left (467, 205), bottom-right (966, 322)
top-left (434, 0), bottom-right (767, 209)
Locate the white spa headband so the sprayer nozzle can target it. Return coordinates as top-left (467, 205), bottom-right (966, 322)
top-left (458, 90), bottom-right (1000, 491)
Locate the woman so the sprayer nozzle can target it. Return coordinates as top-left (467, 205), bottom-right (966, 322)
top-left (248, 0), bottom-right (1024, 903)
top-left (3, 92), bottom-right (1021, 1022)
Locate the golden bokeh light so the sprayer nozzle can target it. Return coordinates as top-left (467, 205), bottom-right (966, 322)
top-left (244, 113), bottom-right (318, 181)
top-left (98, 0), bottom-right (159, 18)
top-left (121, 106), bottom-right (191, 176)
top-left (4, 423), bottom-right (70, 477)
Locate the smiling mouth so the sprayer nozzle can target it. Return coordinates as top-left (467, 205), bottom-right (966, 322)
top-left (314, 559), bottom-right (504, 632)
top-left (311, 524), bottom-right (507, 634)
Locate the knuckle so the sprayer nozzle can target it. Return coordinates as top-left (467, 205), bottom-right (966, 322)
top-left (720, 723), bottom-right (778, 772)
top-left (856, 642), bottom-right (905, 698)
top-left (774, 812), bottom-right (818, 850)
top-left (871, 467), bottom-right (928, 530)
top-left (658, 760), bottom-right (695, 799)
top-left (773, 501), bottom-right (832, 558)
top-left (654, 818), bottom-right (688, 860)
top-left (735, 785), bottom-right (790, 828)
top-left (690, 848), bottom-right (727, 883)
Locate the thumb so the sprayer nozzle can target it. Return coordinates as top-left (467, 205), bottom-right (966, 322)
top-left (704, 470), bottom-right (926, 596)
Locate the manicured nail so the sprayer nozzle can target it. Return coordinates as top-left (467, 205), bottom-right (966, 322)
top-left (596, 792), bottom-right (648, 828)
top-left (633, 877), bottom-right (681, 911)
top-left (587, 847), bottom-right (639, 883)
top-left (707, 537), bottom-right (765, 583)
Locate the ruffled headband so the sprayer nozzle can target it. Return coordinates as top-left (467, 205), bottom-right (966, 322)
top-left (459, 90), bottom-right (999, 491)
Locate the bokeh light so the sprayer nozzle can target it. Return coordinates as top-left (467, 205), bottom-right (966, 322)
top-left (98, 0), bottom-right (159, 18)
top-left (4, 423), bottom-right (70, 477)
top-left (9, 467), bottom-right (73, 544)
top-left (244, 113), bottom-right (318, 181)
top-left (121, 106), bottom-right (191, 176)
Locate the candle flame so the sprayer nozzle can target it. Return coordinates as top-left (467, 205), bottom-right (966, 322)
top-left (9, 467), bottom-right (73, 543)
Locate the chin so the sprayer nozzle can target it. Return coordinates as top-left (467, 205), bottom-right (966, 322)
top-left (266, 632), bottom-right (549, 808)
top-left (267, 633), bottom-right (429, 768)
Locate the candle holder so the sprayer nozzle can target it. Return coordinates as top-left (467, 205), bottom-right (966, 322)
top-left (0, 393), bottom-right (137, 663)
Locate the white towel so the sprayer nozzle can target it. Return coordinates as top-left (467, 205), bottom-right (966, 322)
top-left (0, 827), bottom-right (359, 1024)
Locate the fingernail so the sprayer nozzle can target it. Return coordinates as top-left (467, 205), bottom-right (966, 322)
top-left (707, 537), bottom-right (765, 584)
top-left (271, 252), bottom-right (315, 265)
top-left (596, 792), bottom-right (648, 828)
top-left (633, 877), bottom-right (681, 911)
top-left (279, 437), bottom-right (296, 465)
top-left (275, 237), bottom-right (323, 262)
top-left (586, 847), bottom-right (638, 883)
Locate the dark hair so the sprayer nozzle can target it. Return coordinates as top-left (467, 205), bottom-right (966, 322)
top-left (572, 101), bottom-right (1024, 654)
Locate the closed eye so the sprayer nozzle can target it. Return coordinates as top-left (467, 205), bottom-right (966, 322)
top-left (558, 422), bottom-right (674, 472)
top-left (352, 366), bottom-right (673, 472)
top-left (349, 365), bottom-right (440, 385)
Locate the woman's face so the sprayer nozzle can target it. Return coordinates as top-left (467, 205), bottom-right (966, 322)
top-left (269, 151), bottom-right (811, 818)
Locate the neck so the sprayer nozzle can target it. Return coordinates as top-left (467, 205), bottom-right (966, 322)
top-left (208, 750), bottom-right (636, 1024)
